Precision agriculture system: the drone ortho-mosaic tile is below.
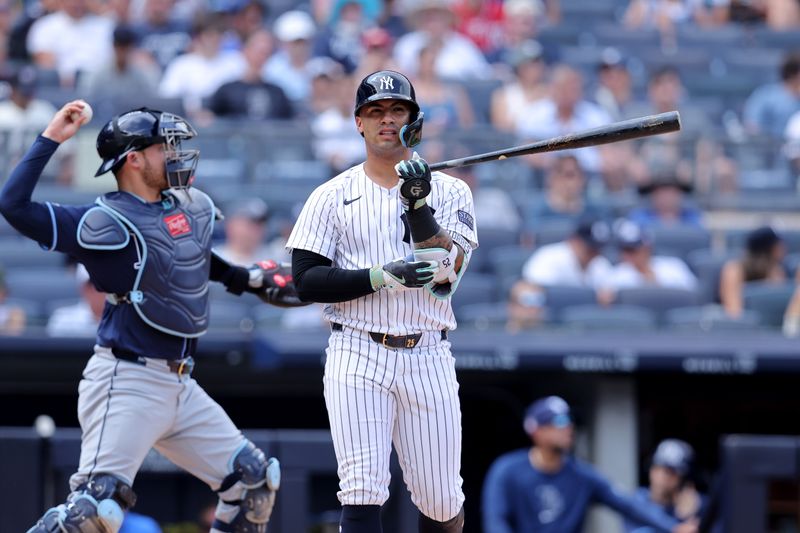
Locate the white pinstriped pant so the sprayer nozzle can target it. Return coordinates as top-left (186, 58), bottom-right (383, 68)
top-left (323, 325), bottom-right (465, 522)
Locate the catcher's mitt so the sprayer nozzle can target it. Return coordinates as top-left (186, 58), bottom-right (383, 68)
top-left (251, 260), bottom-right (308, 308)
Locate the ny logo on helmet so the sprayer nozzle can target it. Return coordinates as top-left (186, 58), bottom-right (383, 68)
top-left (380, 76), bottom-right (394, 90)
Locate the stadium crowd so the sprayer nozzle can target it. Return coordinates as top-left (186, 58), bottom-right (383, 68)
top-left (2, 0), bottom-right (800, 336)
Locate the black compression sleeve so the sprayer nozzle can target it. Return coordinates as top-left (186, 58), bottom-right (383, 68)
top-left (292, 248), bottom-right (375, 303)
top-left (210, 252), bottom-right (250, 295)
top-left (405, 204), bottom-right (440, 242)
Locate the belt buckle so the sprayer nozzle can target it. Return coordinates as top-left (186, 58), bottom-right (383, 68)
top-left (382, 333), bottom-right (390, 348)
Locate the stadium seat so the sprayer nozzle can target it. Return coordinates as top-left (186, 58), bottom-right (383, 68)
top-left (560, 304), bottom-right (657, 330)
top-left (486, 245), bottom-right (535, 296)
top-left (253, 159), bottom-right (330, 184)
top-left (454, 302), bottom-right (509, 331)
top-left (0, 238), bottom-right (65, 269)
top-left (615, 287), bottom-right (699, 323)
top-left (455, 78), bottom-right (503, 125)
top-left (195, 158), bottom-right (247, 186)
top-left (4, 267), bottom-right (80, 305)
top-left (470, 228), bottom-right (521, 274)
top-left (450, 272), bottom-right (499, 315)
top-left (529, 219), bottom-right (576, 248)
top-left (543, 285), bottom-right (597, 321)
top-left (3, 297), bottom-right (46, 326)
top-left (207, 299), bottom-right (254, 332)
top-left (686, 249), bottom-right (735, 304)
top-left (664, 305), bottom-right (761, 331)
top-left (742, 282), bottom-right (796, 328)
top-left (650, 225), bottom-right (711, 260)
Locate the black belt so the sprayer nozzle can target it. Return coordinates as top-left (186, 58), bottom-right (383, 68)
top-left (112, 348), bottom-right (195, 376)
top-left (330, 323), bottom-right (447, 349)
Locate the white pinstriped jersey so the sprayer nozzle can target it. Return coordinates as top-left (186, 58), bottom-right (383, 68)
top-left (286, 163), bottom-right (478, 334)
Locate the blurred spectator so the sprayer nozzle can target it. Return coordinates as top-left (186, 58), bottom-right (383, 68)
top-left (158, 15), bottom-right (246, 115)
top-left (311, 72), bottom-right (365, 173)
top-left (486, 0), bottom-right (551, 68)
top-left (0, 65), bottom-right (73, 184)
top-left (490, 39), bottom-right (548, 133)
top-left (214, 198), bottom-right (288, 266)
top-left (7, 0), bottom-right (58, 63)
top-left (264, 9), bottom-right (317, 104)
top-left (393, 0), bottom-right (491, 80)
top-left (624, 439), bottom-right (705, 533)
top-left (623, 0), bottom-right (727, 32)
top-left (597, 143), bottom-right (648, 200)
top-left (482, 396), bottom-right (696, 533)
top-left (313, 0), bottom-right (371, 73)
top-left (782, 284), bottom-right (800, 337)
top-left (208, 29), bottom-right (294, 120)
top-left (743, 52), bottom-right (800, 138)
top-left (447, 148), bottom-right (522, 232)
top-left (593, 47), bottom-right (634, 122)
top-left (507, 218), bottom-right (614, 330)
top-left (411, 43), bottom-right (474, 135)
top-left (628, 173), bottom-right (703, 229)
top-left (784, 109), bottom-right (800, 180)
top-left (525, 155), bottom-right (607, 226)
top-left (132, 0), bottom-right (191, 71)
top-left (720, 226), bottom-right (794, 318)
top-left (47, 264), bottom-right (105, 337)
top-left (609, 219), bottom-right (698, 291)
top-left (0, 0), bottom-right (16, 38)
top-left (451, 0), bottom-right (505, 54)
top-left (219, 0), bottom-right (267, 51)
top-left (80, 24), bottom-right (161, 100)
top-left (519, 65), bottom-right (612, 173)
top-left (308, 56), bottom-right (346, 114)
top-left (354, 26), bottom-right (399, 79)
top-left (26, 0), bottom-right (115, 87)
top-left (763, 0), bottom-right (800, 29)
top-left (627, 67), bottom-right (712, 136)
top-left (0, 266), bottom-right (26, 335)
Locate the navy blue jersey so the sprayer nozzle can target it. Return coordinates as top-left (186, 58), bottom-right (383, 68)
top-left (0, 136), bottom-right (213, 358)
top-left (482, 449), bottom-right (679, 533)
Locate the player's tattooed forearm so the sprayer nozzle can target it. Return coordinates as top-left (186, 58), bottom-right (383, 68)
top-left (413, 227), bottom-right (453, 251)
top-left (415, 229), bottom-right (466, 273)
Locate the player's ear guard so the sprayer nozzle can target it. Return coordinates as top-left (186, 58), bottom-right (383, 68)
top-left (400, 111), bottom-right (424, 148)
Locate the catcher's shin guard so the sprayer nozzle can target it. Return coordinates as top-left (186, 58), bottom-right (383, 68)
top-left (212, 441), bottom-right (281, 533)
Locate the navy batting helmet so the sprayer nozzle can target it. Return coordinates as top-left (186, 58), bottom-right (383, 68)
top-left (95, 107), bottom-right (199, 189)
top-left (354, 70), bottom-right (424, 147)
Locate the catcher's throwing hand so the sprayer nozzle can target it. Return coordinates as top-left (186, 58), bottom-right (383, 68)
top-left (395, 152), bottom-right (432, 209)
top-left (42, 100), bottom-right (92, 144)
top-left (247, 259), bottom-right (308, 307)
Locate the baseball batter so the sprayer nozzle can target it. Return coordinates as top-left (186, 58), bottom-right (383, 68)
top-left (0, 102), bottom-right (304, 533)
top-left (287, 70), bottom-right (478, 533)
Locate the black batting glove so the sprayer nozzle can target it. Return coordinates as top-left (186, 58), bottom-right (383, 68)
top-left (369, 257), bottom-right (439, 291)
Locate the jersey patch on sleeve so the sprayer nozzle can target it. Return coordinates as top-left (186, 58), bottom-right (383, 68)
top-left (457, 210), bottom-right (474, 231)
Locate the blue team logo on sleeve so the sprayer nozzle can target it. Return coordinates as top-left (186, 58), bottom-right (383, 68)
top-left (457, 210), bottom-right (474, 231)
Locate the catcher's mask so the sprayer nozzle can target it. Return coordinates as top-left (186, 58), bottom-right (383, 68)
top-left (354, 70), bottom-right (424, 148)
top-left (95, 107), bottom-right (200, 190)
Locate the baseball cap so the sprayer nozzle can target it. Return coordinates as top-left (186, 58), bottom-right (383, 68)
top-left (598, 46), bottom-right (625, 70)
top-left (273, 10), bottom-right (316, 42)
top-left (652, 439), bottom-right (694, 476)
top-left (5, 64), bottom-right (39, 97)
top-left (573, 217), bottom-right (611, 250)
top-left (523, 396), bottom-right (572, 434)
top-left (307, 56), bottom-right (344, 80)
top-left (228, 198), bottom-right (269, 223)
top-left (504, 0), bottom-right (544, 18)
top-left (614, 219), bottom-right (652, 250)
top-left (362, 27), bottom-right (392, 49)
top-left (113, 24), bottom-right (139, 47)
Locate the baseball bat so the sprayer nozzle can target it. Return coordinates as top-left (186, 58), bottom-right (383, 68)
top-left (428, 111), bottom-right (681, 172)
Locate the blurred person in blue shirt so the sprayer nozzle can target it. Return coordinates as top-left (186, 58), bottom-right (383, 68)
top-left (628, 173), bottom-right (703, 229)
top-left (482, 396), bottom-right (698, 533)
top-left (743, 52), bottom-right (800, 138)
top-left (623, 439), bottom-right (710, 533)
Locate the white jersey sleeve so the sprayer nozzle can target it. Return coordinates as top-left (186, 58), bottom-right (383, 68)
top-left (286, 181), bottom-right (339, 260)
top-left (432, 173), bottom-right (478, 252)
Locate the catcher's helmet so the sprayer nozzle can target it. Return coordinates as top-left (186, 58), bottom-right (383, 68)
top-left (354, 70), bottom-right (424, 147)
top-left (95, 107), bottom-right (199, 189)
